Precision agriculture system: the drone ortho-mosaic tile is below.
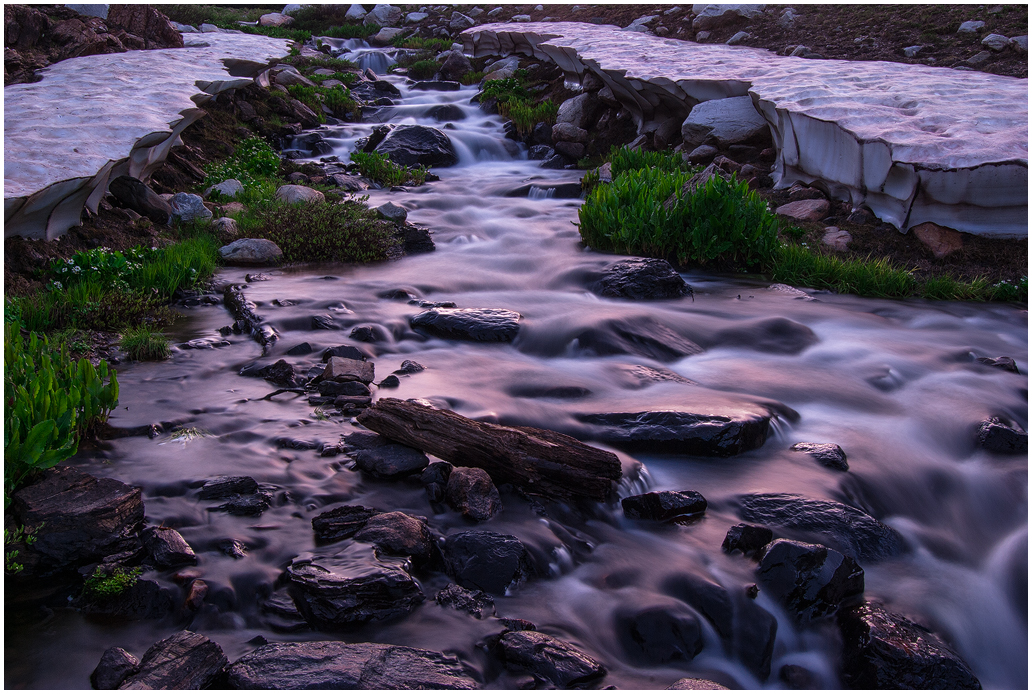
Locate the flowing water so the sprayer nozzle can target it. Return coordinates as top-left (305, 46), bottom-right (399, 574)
top-left (6, 52), bottom-right (1028, 690)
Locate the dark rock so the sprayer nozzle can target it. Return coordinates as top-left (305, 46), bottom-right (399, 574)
top-left (323, 356), bottom-right (374, 384)
top-left (779, 663), bottom-right (818, 689)
top-left (144, 527), bottom-right (196, 568)
top-left (396, 223), bottom-right (436, 255)
top-left (353, 511), bottom-right (437, 564)
top-left (411, 307), bottom-right (521, 342)
top-left (378, 374), bottom-right (401, 388)
top-left (446, 467), bottom-right (502, 521)
top-left (622, 490), bottom-right (707, 521)
top-left (311, 314), bottom-right (337, 330)
top-left (976, 355), bottom-right (1019, 373)
top-left (499, 617), bottom-right (537, 632)
top-left (286, 342), bottom-right (313, 356)
top-left (225, 641), bottom-right (478, 689)
top-left (540, 153), bottom-right (569, 169)
top-left (733, 594), bottom-right (778, 679)
top-left (567, 316), bottom-right (704, 362)
top-left (577, 409), bottom-right (770, 456)
top-left (274, 437), bottom-right (320, 451)
top-left (92, 646), bottom-right (140, 689)
top-left (435, 582), bottom-right (495, 618)
top-left (714, 317), bottom-right (819, 355)
top-left (757, 539), bottom-right (864, 622)
top-left (976, 416), bottom-right (1027, 454)
top-left (395, 359), bottom-right (426, 374)
top-left (260, 588), bottom-right (309, 633)
top-left (107, 5), bottom-right (184, 49)
top-left (494, 630), bottom-right (606, 688)
top-left (721, 523), bottom-right (774, 556)
top-left (217, 539), bottom-right (247, 559)
top-left (318, 380), bottom-right (370, 397)
top-left (426, 104), bottom-right (467, 122)
top-left (210, 492), bottom-right (272, 516)
top-left (661, 573), bottom-right (734, 639)
top-left (198, 476), bottom-right (258, 499)
top-left (615, 600), bottom-right (704, 664)
top-left (344, 431), bottom-right (389, 450)
top-left (668, 678), bottom-right (729, 690)
top-left (350, 325), bottom-right (387, 342)
top-left (312, 505), bottom-right (379, 543)
top-left (443, 530), bottom-right (531, 594)
top-left (119, 630), bottom-right (228, 690)
top-left (374, 124), bottom-right (458, 168)
top-left (529, 121), bottom-right (553, 146)
top-left (411, 80), bottom-right (462, 91)
top-left (257, 359), bottom-right (297, 386)
top-left (108, 175), bottom-right (171, 224)
top-left (790, 442), bottom-right (849, 471)
top-left (592, 258), bottom-right (693, 300)
top-left (528, 144), bottom-right (554, 160)
top-left (76, 574), bottom-right (176, 620)
top-left (736, 493), bottom-right (906, 561)
top-left (421, 461), bottom-right (454, 503)
top-left (352, 444), bottom-right (430, 479)
top-left (287, 542), bottom-right (425, 629)
top-left (322, 344), bottom-right (366, 361)
top-left (838, 601), bottom-right (981, 689)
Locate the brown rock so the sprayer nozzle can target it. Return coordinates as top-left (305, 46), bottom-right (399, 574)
top-left (107, 5), bottom-right (184, 49)
top-left (184, 579), bottom-right (208, 611)
top-left (776, 199), bottom-right (831, 222)
top-left (821, 226), bottom-right (851, 251)
top-left (910, 221), bottom-right (963, 258)
top-left (323, 356), bottom-right (374, 384)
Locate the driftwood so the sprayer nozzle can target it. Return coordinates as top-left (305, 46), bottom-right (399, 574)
top-left (223, 284), bottom-right (277, 355)
top-left (356, 398), bottom-right (622, 501)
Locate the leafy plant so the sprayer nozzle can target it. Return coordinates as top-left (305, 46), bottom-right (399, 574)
top-left (204, 136), bottom-right (279, 189)
top-left (392, 36), bottom-right (454, 52)
top-left (460, 71), bottom-right (486, 86)
top-left (121, 327), bottom-right (171, 361)
top-left (479, 77), bottom-right (529, 104)
top-left (83, 566), bottom-right (142, 599)
top-left (350, 151), bottom-right (428, 186)
top-left (406, 59), bottom-right (439, 80)
top-left (503, 99), bottom-right (559, 136)
top-left (5, 523), bottom-right (39, 574)
top-left (286, 84), bottom-right (358, 122)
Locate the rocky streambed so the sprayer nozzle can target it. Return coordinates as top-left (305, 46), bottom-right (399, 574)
top-left (5, 35), bottom-right (1028, 691)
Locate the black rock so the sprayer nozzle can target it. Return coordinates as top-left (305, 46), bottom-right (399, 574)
top-left (91, 646), bottom-right (140, 689)
top-left (350, 325), bottom-right (387, 343)
top-left (494, 630), bottom-right (606, 688)
top-left (119, 630), bottom-right (228, 690)
top-left (411, 80), bottom-right (462, 91)
top-left (622, 490), bottom-right (707, 521)
top-left (592, 258), bottom-right (693, 300)
top-left (260, 588), bottom-right (310, 633)
top-left (198, 476), bottom-right (258, 499)
top-left (757, 539), bottom-right (864, 623)
top-left (108, 175), bottom-right (171, 224)
top-left (256, 359), bottom-right (297, 387)
top-left (668, 678), bottom-right (729, 690)
top-left (217, 538), bottom-right (247, 559)
top-left (312, 314), bottom-right (337, 330)
top-left (410, 307), bottom-right (521, 342)
top-left (274, 437), bottom-right (320, 450)
top-left (225, 641), bottom-right (478, 689)
top-left (395, 360), bottom-right (426, 374)
top-left (352, 444), bottom-right (430, 479)
top-left (144, 527), bottom-right (196, 568)
top-left (529, 121), bottom-right (552, 146)
top-left (379, 288), bottom-right (418, 300)
top-left (426, 104), bottom-right (467, 121)
top-left (660, 573), bottom-right (734, 639)
top-left (319, 380), bottom-right (371, 397)
top-left (578, 409), bottom-right (770, 456)
top-left (568, 316), bottom-right (704, 362)
top-left (779, 663), bottom-right (819, 689)
top-left (312, 504), bottom-right (379, 543)
top-left (540, 153), bottom-right (569, 169)
top-left (838, 601), bottom-right (981, 689)
top-left (976, 355), bottom-right (1019, 373)
top-left (378, 374), bottom-right (401, 388)
top-left (721, 523), bottom-right (774, 556)
top-left (353, 511), bottom-right (437, 565)
top-left (76, 575), bottom-right (176, 620)
top-left (286, 342), bottom-right (313, 356)
top-left (736, 493), bottom-right (906, 561)
top-left (446, 467), bottom-right (502, 521)
top-left (443, 530), bottom-right (531, 594)
top-left (322, 345), bottom-right (366, 362)
top-left (714, 317), bottom-right (819, 355)
top-left (421, 461), bottom-right (454, 503)
top-left (210, 492), bottom-right (272, 516)
top-left (733, 593), bottom-right (778, 680)
top-left (287, 542), bottom-right (425, 629)
top-left (499, 617), bottom-right (537, 632)
top-left (790, 442), bottom-right (849, 471)
top-left (615, 600), bottom-right (704, 664)
top-left (976, 416), bottom-right (1027, 454)
top-left (528, 144), bottom-right (554, 160)
top-left (396, 222), bottom-right (436, 255)
top-left (435, 582), bottom-right (495, 618)
top-left (374, 124), bottom-right (458, 168)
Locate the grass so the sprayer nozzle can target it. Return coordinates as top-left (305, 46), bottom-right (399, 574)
top-left (286, 84), bottom-right (359, 122)
top-left (349, 151), bottom-right (428, 187)
top-left (393, 36), bottom-right (455, 52)
top-left (460, 71), bottom-right (486, 86)
top-left (479, 76), bottom-right (558, 136)
top-left (406, 60), bottom-right (439, 80)
top-left (121, 327), bottom-right (172, 361)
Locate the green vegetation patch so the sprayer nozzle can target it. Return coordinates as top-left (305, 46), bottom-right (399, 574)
top-left (479, 75), bottom-right (558, 136)
top-left (406, 59), bottom-right (439, 80)
top-left (286, 84), bottom-right (359, 122)
top-left (204, 136), bottom-right (279, 190)
top-left (83, 566), bottom-right (142, 599)
top-left (121, 327), bottom-right (172, 361)
top-left (350, 151), bottom-right (428, 187)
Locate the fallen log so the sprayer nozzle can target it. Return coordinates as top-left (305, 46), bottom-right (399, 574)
top-left (356, 398), bottom-right (621, 501)
top-left (223, 284), bottom-right (278, 355)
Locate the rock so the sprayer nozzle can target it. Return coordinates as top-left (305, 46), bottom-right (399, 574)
top-left (211, 217), bottom-right (239, 240)
top-left (378, 375), bottom-right (400, 388)
top-left (494, 630), bottom-right (606, 687)
top-left (210, 491), bottom-right (272, 516)
top-left (615, 600), bottom-right (704, 664)
top-left (668, 678), bottom-right (729, 690)
top-left (556, 93), bottom-right (598, 130)
top-left (727, 30), bottom-right (750, 45)
top-left (966, 50), bottom-right (993, 66)
top-left (411, 80), bottom-right (461, 92)
top-left (426, 104), bottom-right (466, 122)
top-left (353, 444), bottom-right (430, 479)
top-left (736, 493), bottom-right (905, 561)
top-left (733, 595), bottom-right (778, 679)
top-left (622, 490), bottom-right (707, 521)
top-left (511, 14), bottom-right (531, 22)
top-left (375, 201), bottom-right (407, 223)
top-left (446, 467), bottom-right (502, 521)
top-left (695, 30), bottom-right (712, 41)
top-left (108, 175), bottom-right (171, 224)
top-left (320, 380), bottom-right (371, 397)
top-left (681, 96), bottom-right (769, 148)
top-left (218, 238), bottom-right (283, 265)
top-left (790, 442), bottom-right (849, 471)
top-left (554, 141), bottom-right (585, 160)
top-left (323, 356), bottom-right (374, 383)
top-left (757, 539), bottom-right (864, 622)
top-left (551, 122), bottom-right (589, 143)
top-left (9, 466), bottom-right (143, 577)
top-left (443, 530), bottom-right (531, 594)
top-left (285, 342), bottom-right (312, 356)
top-left (448, 12), bottom-right (475, 32)
top-left (259, 12), bottom-right (293, 27)
top-left (184, 578), bottom-right (208, 609)
top-left (329, 173), bottom-right (367, 191)
top-left (421, 460), bottom-right (453, 503)
top-left (776, 199), bottom-right (831, 222)
top-left (540, 153), bottom-right (569, 169)
top-left (693, 4), bottom-right (766, 31)
top-left (592, 258), bottom-right (692, 300)
top-left (169, 192), bottom-right (213, 222)
top-left (395, 360), bottom-right (426, 374)
top-left (353, 511), bottom-right (436, 564)
top-left (1011, 35), bottom-right (1028, 54)
top-left (410, 307), bottom-right (520, 342)
top-left (345, 4), bottom-right (367, 21)
top-left (206, 179), bottom-right (244, 199)
top-left (144, 527), bottom-right (196, 568)
top-left (226, 641), bottom-right (478, 689)
top-left (976, 356), bottom-right (1019, 373)
top-left (777, 7), bottom-right (799, 28)
top-left (435, 582), bottom-right (495, 618)
top-left (957, 20), bottom-right (985, 34)
top-left (323, 345), bottom-right (365, 361)
top-left (838, 601), bottom-right (981, 689)
top-left (106, 4), bottom-right (183, 48)
top-left (312, 504), bottom-right (379, 543)
top-left (374, 124), bottom-right (458, 168)
top-left (722, 523), bottom-right (774, 555)
top-left (903, 45), bottom-right (923, 58)
top-left (976, 416), bottom-right (1027, 454)
top-left (370, 26), bottom-right (405, 46)
top-left (821, 226), bottom-right (851, 251)
top-left (198, 476), bottom-right (257, 499)
top-left (660, 573), bottom-right (734, 639)
top-left (366, 4), bottom-right (402, 27)
top-left (119, 630), bottom-right (227, 690)
top-left (91, 647), bottom-right (140, 690)
top-left (910, 221), bottom-right (963, 258)
top-left (577, 409), bottom-right (771, 456)
top-left (686, 144), bottom-right (719, 164)
top-left (406, 12), bottom-right (429, 23)
top-left (275, 185), bottom-right (325, 204)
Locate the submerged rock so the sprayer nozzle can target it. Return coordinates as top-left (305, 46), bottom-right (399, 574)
top-left (567, 316), bottom-right (704, 362)
top-left (435, 582), bottom-right (495, 618)
top-left (353, 511), bottom-right (437, 565)
top-left (976, 416), bottom-right (1027, 454)
top-left (443, 530), bottom-right (531, 594)
top-left (721, 523), bottom-right (774, 556)
top-left (615, 600), bottom-right (704, 664)
top-left (198, 476), bottom-right (258, 499)
top-left (312, 504), bottom-right (380, 543)
top-left (790, 442), bottom-right (849, 471)
top-left (591, 258), bottom-right (693, 300)
top-left (757, 539), bottom-right (864, 623)
top-left (577, 408), bottom-right (771, 456)
top-left (143, 527), bottom-right (196, 568)
top-left (352, 444), bottom-right (430, 479)
top-left (119, 630), bottom-right (227, 689)
top-left (660, 573), bottom-right (734, 640)
top-left (410, 307), bottom-right (521, 342)
top-left (494, 630), bottom-right (606, 688)
top-left (622, 490), bottom-right (707, 521)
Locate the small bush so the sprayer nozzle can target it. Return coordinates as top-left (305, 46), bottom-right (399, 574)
top-left (460, 71), bottom-right (485, 86)
top-left (83, 566), bottom-right (142, 599)
top-left (503, 99), bottom-right (559, 136)
top-left (204, 136), bottom-right (279, 188)
top-left (479, 77), bottom-right (528, 104)
top-left (121, 327), bottom-right (171, 361)
top-left (393, 36), bottom-right (454, 52)
top-left (286, 84), bottom-right (358, 122)
top-left (350, 151), bottom-right (427, 186)
top-left (316, 71), bottom-right (359, 86)
top-left (406, 59), bottom-right (439, 80)
top-left (287, 55), bottom-right (358, 72)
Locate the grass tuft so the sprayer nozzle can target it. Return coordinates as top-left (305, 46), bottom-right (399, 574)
top-left (121, 327), bottom-right (172, 361)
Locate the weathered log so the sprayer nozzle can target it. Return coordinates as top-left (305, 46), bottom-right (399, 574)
top-left (223, 284), bottom-right (277, 354)
top-left (356, 398), bottom-right (621, 500)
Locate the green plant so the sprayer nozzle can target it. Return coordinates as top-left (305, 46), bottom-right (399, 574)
top-left (770, 244), bottom-right (920, 298)
top-left (392, 36), bottom-right (454, 52)
top-left (316, 71), bottom-right (359, 86)
top-left (121, 327), bottom-right (171, 361)
top-left (159, 426), bottom-right (214, 446)
top-left (204, 136), bottom-right (279, 189)
top-left (503, 99), bottom-right (559, 136)
top-left (479, 77), bottom-right (529, 104)
top-left (83, 566), bottom-right (142, 599)
top-left (350, 151), bottom-right (427, 187)
top-left (5, 523), bottom-right (39, 574)
top-left (406, 59), bottom-right (439, 80)
top-left (460, 71), bottom-right (485, 86)
top-left (286, 84), bottom-right (358, 122)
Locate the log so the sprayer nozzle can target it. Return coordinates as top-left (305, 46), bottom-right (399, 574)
top-left (356, 398), bottom-right (622, 501)
top-left (223, 284), bottom-right (278, 355)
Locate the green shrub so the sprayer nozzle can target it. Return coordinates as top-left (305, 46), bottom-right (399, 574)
top-left (460, 71), bottom-right (485, 86)
top-left (83, 566), bottom-right (142, 599)
top-left (350, 151), bottom-right (428, 187)
top-left (286, 84), bottom-right (358, 122)
top-left (316, 71), bottom-right (359, 86)
top-left (479, 77), bottom-right (528, 104)
top-left (162, 4), bottom-right (264, 27)
top-left (204, 136), bottom-right (279, 189)
top-left (121, 327), bottom-right (171, 361)
top-left (503, 99), bottom-right (558, 136)
top-left (320, 23), bottom-right (380, 39)
top-left (287, 55), bottom-right (358, 72)
top-left (392, 36), bottom-right (454, 52)
top-left (406, 59), bottom-right (439, 80)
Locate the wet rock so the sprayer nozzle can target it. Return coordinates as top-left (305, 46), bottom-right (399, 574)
top-left (378, 374), bottom-right (400, 388)
top-left (119, 630), bottom-right (227, 689)
top-left (311, 314), bottom-right (337, 330)
top-left (790, 442), bottom-right (849, 471)
top-left (443, 530), bottom-right (531, 594)
top-left (592, 258), bottom-right (692, 300)
top-left (446, 467), bottom-right (502, 521)
top-left (198, 476), bottom-right (258, 500)
top-left (395, 359), bottom-right (426, 374)
top-left (838, 601), bottom-right (981, 689)
top-left (260, 588), bottom-right (309, 632)
top-left (439, 49), bottom-right (473, 80)
top-left (395, 222), bottom-right (436, 256)
top-left (733, 593), bottom-right (778, 679)
top-left (323, 356), bottom-right (374, 383)
top-left (349, 325), bottom-right (387, 343)
top-left (757, 539), bottom-right (864, 623)
top-left (318, 380), bottom-right (370, 397)
top-left (622, 490), bottom-right (707, 521)
top-left (717, 316), bottom-right (819, 355)
top-left (184, 579), bottom-right (208, 610)
top-left (426, 104), bottom-right (467, 122)
top-left (736, 493), bottom-right (905, 561)
top-left (555, 141), bottom-right (585, 159)
top-left (352, 444), bottom-right (430, 479)
top-left (976, 416), bottom-right (1027, 454)
top-left (108, 175), bottom-right (171, 224)
top-left (411, 80), bottom-right (462, 91)
top-left (256, 359), bottom-right (296, 386)
top-left (577, 409), bottom-right (771, 456)
top-left (435, 582), bottom-right (495, 618)
top-left (668, 678), bottom-right (729, 690)
top-left (329, 173), bottom-right (367, 191)
top-left (776, 199), bottom-right (831, 222)
top-left (375, 201), bottom-right (407, 223)
top-left (494, 630), bottom-right (606, 688)
top-left (323, 345), bottom-right (366, 361)
top-left (721, 523), bottom-right (774, 556)
top-left (411, 307), bottom-right (521, 342)
top-left (312, 504), bottom-right (379, 543)
top-left (169, 192), bottom-right (212, 223)
top-left (528, 144), bottom-right (554, 160)
top-left (286, 342), bottom-right (313, 356)
top-left (374, 124), bottom-right (458, 168)
top-left (210, 491), bottom-right (273, 516)
top-left (353, 511), bottom-right (437, 564)
top-left (976, 355), bottom-right (1019, 373)
top-left (681, 95), bottom-right (769, 148)
top-left (567, 315), bottom-right (704, 362)
top-left (225, 641), bottom-right (478, 689)
top-left (660, 573), bottom-right (734, 639)
top-left (615, 600), bottom-right (704, 664)
top-left (287, 542), bottom-right (425, 629)
top-left (143, 527), bottom-right (196, 568)
top-left (91, 646), bottom-right (139, 689)
top-left (218, 238), bottom-right (283, 266)
top-left (421, 461), bottom-right (453, 503)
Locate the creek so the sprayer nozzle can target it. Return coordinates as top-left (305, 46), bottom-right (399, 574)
top-left (5, 48), bottom-right (1027, 690)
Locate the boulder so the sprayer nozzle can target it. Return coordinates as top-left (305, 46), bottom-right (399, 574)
top-left (259, 12), bottom-right (294, 27)
top-left (494, 630), bottom-right (606, 688)
top-left (108, 175), bottom-right (171, 224)
top-left (311, 505), bottom-right (378, 544)
top-left (982, 33), bottom-right (1011, 51)
top-left (345, 4), bottom-right (367, 21)
top-left (75, 574), bottom-right (176, 620)
top-left (406, 12), bottom-right (429, 23)
top-left (225, 641), bottom-right (478, 689)
top-left (821, 226), bottom-right (851, 251)
top-left (143, 527), bottom-right (196, 568)
top-left (275, 184), bottom-right (325, 204)
top-left (687, 144), bottom-right (719, 164)
top-left (555, 141), bottom-right (585, 159)
top-left (410, 307), bottom-right (521, 342)
top-left (318, 380), bottom-right (371, 396)
top-left (563, 316), bottom-right (705, 362)
top-left (169, 192), bottom-right (213, 222)
top-left (198, 476), bottom-right (257, 499)
top-left (440, 50), bottom-right (473, 81)
top-left (218, 238), bottom-right (283, 266)
top-left (435, 582), bottom-right (495, 618)
top-left (352, 511), bottom-right (437, 564)
top-left (211, 217), bottom-right (239, 240)
top-left (736, 493), bottom-right (905, 561)
top-left (757, 539), bottom-right (864, 622)
top-left (426, 104), bottom-right (467, 122)
top-left (976, 355), bottom-right (1019, 373)
top-left (721, 523), bottom-right (773, 555)
top-left (838, 601), bottom-right (981, 689)
top-left (790, 442), bottom-right (849, 471)
top-left (366, 4), bottom-right (402, 27)
top-left (693, 4), bottom-right (766, 33)
top-left (323, 345), bottom-right (366, 362)
top-left (119, 631), bottom-right (227, 690)
top-left (107, 4), bottom-right (184, 49)
top-left (910, 221), bottom-right (963, 258)
top-left (668, 678), bottom-right (729, 690)
top-left (1012, 35), bottom-right (1028, 54)
top-left (660, 573), bottom-right (734, 639)
top-left (323, 356), bottom-right (374, 383)
top-left (421, 460), bottom-right (453, 503)
top-left (329, 173), bottom-right (367, 191)
top-left (591, 258), bottom-right (692, 300)
top-left (443, 530), bottom-right (531, 594)
top-left (733, 595), bottom-right (778, 679)
top-left (396, 360), bottom-right (426, 374)
top-left (446, 467), bottom-right (502, 521)
top-left (556, 93), bottom-right (598, 129)
top-left (957, 20), bottom-right (985, 34)
top-left (615, 600), bottom-right (704, 664)
top-left (576, 408), bottom-right (771, 456)
top-left (370, 26), bottom-right (405, 46)
top-left (374, 124), bottom-right (458, 167)
top-left (91, 647), bottom-right (140, 690)
top-left (375, 201), bottom-right (407, 223)
top-left (353, 443), bottom-right (429, 479)
top-left (206, 178), bottom-right (244, 199)
top-left (209, 491), bottom-right (272, 516)
top-left (286, 542), bottom-right (424, 629)
top-left (622, 490), bottom-right (707, 521)
top-left (551, 122), bottom-right (589, 143)
top-left (775, 199), bottom-right (831, 222)
top-left (727, 30), bottom-right (750, 45)
top-left (449, 11), bottom-right (475, 31)
top-left (976, 416), bottom-right (1027, 454)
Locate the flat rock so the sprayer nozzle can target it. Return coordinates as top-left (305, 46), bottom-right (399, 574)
top-left (374, 124), bottom-right (458, 168)
top-left (790, 442), bottom-right (849, 471)
top-left (776, 199), bottom-right (831, 222)
top-left (443, 530), bottom-right (531, 594)
top-left (577, 408), bottom-right (771, 456)
top-left (757, 539), bottom-right (864, 622)
top-left (446, 467), bottom-right (502, 521)
top-left (198, 476), bottom-right (258, 499)
top-left (976, 416), bottom-right (1027, 454)
top-left (323, 356), bottom-right (374, 384)
top-left (681, 95), bottom-right (770, 148)
top-left (353, 511), bottom-right (437, 564)
top-left (92, 646), bottom-right (140, 690)
top-left (668, 678), bottom-right (729, 690)
top-left (976, 355), bottom-right (1019, 373)
top-left (435, 582), bottom-right (495, 618)
top-left (615, 599), bottom-right (704, 664)
top-left (323, 345), bottom-right (366, 361)
top-left (622, 490), bottom-right (707, 521)
top-left (312, 504), bottom-right (379, 543)
top-left (219, 238), bottom-right (283, 265)
top-left (375, 201), bottom-right (407, 223)
top-left (352, 444), bottom-right (430, 479)
top-left (565, 316), bottom-right (704, 362)
top-left (821, 226), bottom-right (851, 251)
top-left (275, 185), bottom-right (325, 204)
top-left (411, 307), bottom-right (521, 342)
top-left (494, 630), bottom-right (606, 688)
top-left (119, 630), bottom-right (227, 690)
top-left (591, 258), bottom-right (692, 300)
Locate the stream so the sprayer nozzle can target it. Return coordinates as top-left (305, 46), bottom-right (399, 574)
top-left (5, 48), bottom-right (1027, 690)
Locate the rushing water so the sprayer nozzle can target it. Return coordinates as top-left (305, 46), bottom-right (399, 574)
top-left (6, 57), bottom-right (1028, 690)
